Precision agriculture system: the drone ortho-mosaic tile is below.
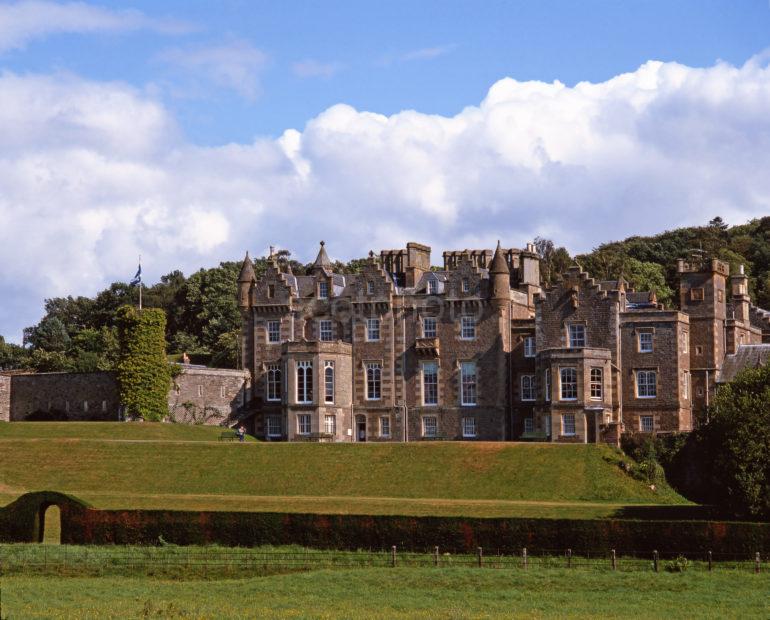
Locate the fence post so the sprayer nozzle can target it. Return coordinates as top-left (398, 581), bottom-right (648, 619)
top-left (566, 548), bottom-right (572, 569)
top-left (434, 546), bottom-right (439, 567)
top-left (611, 549), bottom-right (617, 571)
top-left (522, 547), bottom-right (528, 570)
top-left (477, 547), bottom-right (483, 568)
top-left (708, 551), bottom-right (713, 572)
top-left (391, 546), bottom-right (396, 568)
top-left (653, 550), bottom-right (659, 573)
top-left (755, 552), bottom-right (761, 574)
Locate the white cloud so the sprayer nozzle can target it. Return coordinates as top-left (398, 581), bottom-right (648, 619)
top-left (292, 59), bottom-right (341, 79)
top-left (3, 55), bottom-right (770, 340)
top-left (401, 45), bottom-right (455, 62)
top-left (157, 39), bottom-right (268, 100)
top-left (0, 0), bottom-right (190, 53)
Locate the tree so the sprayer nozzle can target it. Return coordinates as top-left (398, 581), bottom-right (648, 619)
top-left (622, 258), bottom-right (675, 307)
top-left (23, 316), bottom-right (71, 352)
top-left (115, 306), bottom-right (172, 421)
top-left (700, 363), bottom-right (770, 518)
top-left (0, 336), bottom-right (29, 370)
top-left (534, 237), bottom-right (572, 285)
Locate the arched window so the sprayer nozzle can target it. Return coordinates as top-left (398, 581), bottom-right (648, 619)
top-left (324, 361), bottom-right (334, 403)
top-left (297, 361), bottom-right (313, 404)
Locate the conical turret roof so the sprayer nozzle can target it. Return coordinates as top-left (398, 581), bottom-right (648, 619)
top-left (489, 241), bottom-right (509, 275)
top-left (311, 240), bottom-right (332, 272)
top-left (238, 252), bottom-right (256, 282)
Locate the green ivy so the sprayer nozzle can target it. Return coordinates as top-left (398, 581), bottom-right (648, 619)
top-left (116, 306), bottom-right (172, 422)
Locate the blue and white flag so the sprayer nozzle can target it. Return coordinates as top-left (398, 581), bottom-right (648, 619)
top-left (130, 263), bottom-right (142, 286)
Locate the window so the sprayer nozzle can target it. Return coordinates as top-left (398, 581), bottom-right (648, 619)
top-left (267, 320), bottom-right (280, 343)
top-left (428, 279), bottom-right (438, 295)
top-left (83, 400), bottom-right (89, 412)
top-left (562, 414), bottom-right (576, 436)
top-left (560, 368), bottom-right (577, 401)
top-left (366, 362), bottom-right (382, 400)
top-left (367, 281), bottom-right (375, 295)
top-left (296, 361), bottom-right (313, 403)
top-left (682, 332), bottom-right (688, 354)
top-left (267, 284), bottom-right (275, 298)
top-left (590, 368), bottom-right (603, 400)
top-left (423, 416), bottom-right (437, 438)
top-left (380, 416), bottom-right (391, 437)
top-left (324, 414), bottom-right (336, 435)
top-left (460, 316), bottom-right (476, 340)
top-left (523, 418), bottom-right (534, 434)
top-left (297, 414), bottom-right (311, 435)
top-left (266, 364), bottom-right (281, 401)
top-left (366, 318), bottom-right (380, 341)
top-left (319, 320), bottom-right (333, 342)
top-left (683, 371), bottom-right (689, 400)
top-left (568, 324), bottom-right (586, 348)
top-left (462, 417), bottom-right (476, 438)
top-left (524, 336), bottom-right (536, 358)
top-left (520, 375), bottom-right (535, 401)
top-left (636, 370), bottom-right (657, 398)
top-left (640, 415), bottom-right (654, 433)
top-left (423, 317), bottom-right (437, 338)
top-left (423, 362), bottom-right (438, 405)
top-left (690, 288), bottom-right (704, 301)
top-left (267, 416), bottom-right (282, 437)
top-left (544, 415), bottom-right (552, 437)
top-left (717, 289), bottom-right (724, 302)
top-left (639, 332), bottom-right (653, 353)
top-left (319, 281), bottom-right (329, 299)
top-left (545, 369), bottom-right (551, 402)
top-left (462, 279), bottom-right (470, 293)
top-left (324, 361), bottom-right (334, 404)
top-left (101, 400), bottom-right (107, 412)
top-left (461, 362), bottom-right (477, 406)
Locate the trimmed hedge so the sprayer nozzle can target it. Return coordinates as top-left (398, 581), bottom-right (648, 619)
top-left (3, 492), bottom-right (768, 553)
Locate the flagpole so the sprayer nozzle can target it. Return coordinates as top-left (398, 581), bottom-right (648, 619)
top-left (138, 255), bottom-right (142, 311)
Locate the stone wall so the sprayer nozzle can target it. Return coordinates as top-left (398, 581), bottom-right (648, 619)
top-left (168, 366), bottom-right (251, 426)
top-left (0, 374), bottom-right (11, 421)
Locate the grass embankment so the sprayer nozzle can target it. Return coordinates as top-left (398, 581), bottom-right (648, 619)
top-left (1, 569), bottom-right (767, 619)
top-left (0, 422), bottom-right (688, 519)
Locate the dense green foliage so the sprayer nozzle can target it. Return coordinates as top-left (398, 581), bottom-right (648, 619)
top-left (4, 568), bottom-right (768, 619)
top-left (115, 307), bottom-right (172, 422)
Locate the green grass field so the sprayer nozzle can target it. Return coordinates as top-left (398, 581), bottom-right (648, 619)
top-left (1, 568), bottom-right (767, 619)
top-left (0, 421), bottom-right (689, 519)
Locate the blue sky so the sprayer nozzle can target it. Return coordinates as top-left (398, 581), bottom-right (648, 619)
top-left (1, 0), bottom-right (770, 341)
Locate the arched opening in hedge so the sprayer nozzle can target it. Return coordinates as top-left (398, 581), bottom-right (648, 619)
top-left (34, 502), bottom-right (62, 544)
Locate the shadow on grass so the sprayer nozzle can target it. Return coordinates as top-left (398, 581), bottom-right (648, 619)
top-left (612, 504), bottom-right (734, 521)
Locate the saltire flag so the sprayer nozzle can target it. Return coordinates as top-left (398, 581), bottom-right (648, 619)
top-left (130, 263), bottom-right (142, 286)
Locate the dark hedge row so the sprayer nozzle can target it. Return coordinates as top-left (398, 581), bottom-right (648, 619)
top-left (2, 493), bottom-right (768, 553)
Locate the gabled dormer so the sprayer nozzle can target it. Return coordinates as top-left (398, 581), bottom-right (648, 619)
top-left (447, 255), bottom-right (485, 298)
top-left (253, 254), bottom-right (295, 308)
top-left (354, 251), bottom-right (396, 301)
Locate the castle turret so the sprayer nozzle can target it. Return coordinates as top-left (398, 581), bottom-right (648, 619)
top-left (237, 252), bottom-right (256, 309)
top-left (489, 241), bottom-right (510, 302)
top-left (310, 240), bottom-right (332, 274)
top-left (731, 264), bottom-right (750, 322)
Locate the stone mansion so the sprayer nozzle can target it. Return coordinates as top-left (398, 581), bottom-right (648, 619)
top-left (237, 241), bottom-right (770, 444)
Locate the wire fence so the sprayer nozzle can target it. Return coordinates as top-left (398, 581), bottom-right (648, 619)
top-left (0, 545), bottom-right (766, 578)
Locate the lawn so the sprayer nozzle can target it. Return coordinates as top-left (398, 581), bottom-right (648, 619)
top-left (0, 422), bottom-right (689, 519)
top-left (1, 568), bottom-right (767, 619)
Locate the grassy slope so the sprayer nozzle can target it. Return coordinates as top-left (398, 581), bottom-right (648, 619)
top-left (2, 569), bottom-right (768, 619)
top-left (0, 422), bottom-right (687, 518)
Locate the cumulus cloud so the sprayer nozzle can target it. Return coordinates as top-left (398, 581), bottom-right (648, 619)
top-left (157, 39), bottom-right (268, 100)
top-left (3, 55), bottom-right (770, 340)
top-left (0, 0), bottom-right (190, 52)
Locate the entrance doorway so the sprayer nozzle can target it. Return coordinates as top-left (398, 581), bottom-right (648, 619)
top-left (585, 411), bottom-right (598, 443)
top-left (38, 504), bottom-right (62, 544)
top-left (355, 415), bottom-right (367, 442)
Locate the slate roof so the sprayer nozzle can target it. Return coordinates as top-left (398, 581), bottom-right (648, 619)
top-left (717, 344), bottom-right (770, 383)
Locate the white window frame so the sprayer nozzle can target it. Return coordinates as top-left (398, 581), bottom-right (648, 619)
top-left (367, 281), bottom-right (375, 295)
top-left (562, 413), bottom-right (576, 436)
top-left (422, 361), bottom-right (438, 406)
top-left (296, 360), bottom-right (313, 404)
top-left (520, 375), bottom-right (535, 401)
top-left (523, 418), bottom-right (534, 434)
top-left (559, 367), bottom-right (578, 401)
top-left (589, 367), bottom-right (603, 400)
top-left (318, 281), bottom-right (329, 299)
top-left (266, 363), bottom-right (281, 402)
top-left (568, 324), bottom-right (586, 348)
top-left (462, 278), bottom-right (470, 293)
top-left (460, 361), bottom-right (477, 406)
top-left (380, 415), bottom-right (391, 438)
top-left (366, 362), bottom-right (382, 401)
top-left (319, 319), bottom-right (333, 342)
top-left (428, 279), bottom-right (438, 295)
top-left (524, 336), bottom-right (536, 358)
top-left (267, 416), bottom-right (282, 437)
top-left (324, 414), bottom-right (336, 435)
top-left (640, 415), bottom-right (654, 433)
top-left (422, 317), bottom-right (437, 338)
top-left (638, 332), bottom-right (653, 353)
top-left (297, 414), bottom-right (311, 435)
top-left (462, 417), bottom-right (476, 438)
top-left (545, 369), bottom-right (551, 402)
top-left (422, 415), bottom-right (438, 438)
top-left (324, 361), bottom-right (334, 404)
top-left (366, 318), bottom-right (381, 342)
top-left (460, 316), bottom-right (476, 340)
top-left (267, 320), bottom-right (281, 344)
top-left (636, 370), bottom-right (657, 399)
